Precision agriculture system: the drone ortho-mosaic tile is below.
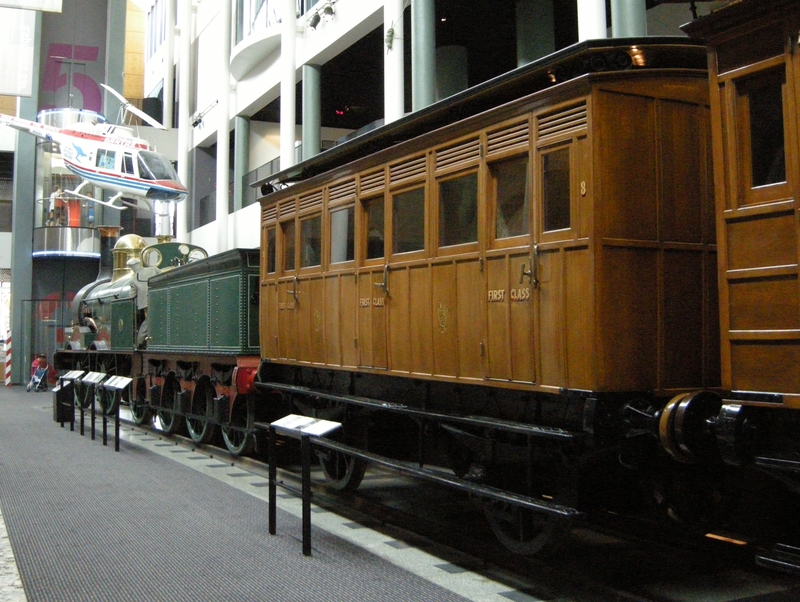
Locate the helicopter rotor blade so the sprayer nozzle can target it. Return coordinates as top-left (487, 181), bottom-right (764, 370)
top-left (101, 83), bottom-right (166, 130)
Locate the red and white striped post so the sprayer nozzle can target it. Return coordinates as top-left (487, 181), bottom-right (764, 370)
top-left (4, 330), bottom-right (11, 386)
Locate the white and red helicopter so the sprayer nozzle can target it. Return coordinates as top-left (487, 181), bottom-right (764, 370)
top-left (0, 85), bottom-right (186, 210)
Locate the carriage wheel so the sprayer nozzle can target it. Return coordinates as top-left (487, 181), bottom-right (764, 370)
top-left (317, 419), bottom-right (368, 491)
top-left (483, 502), bottom-right (573, 556)
top-left (222, 396), bottom-right (254, 456)
top-left (186, 378), bottom-right (216, 444)
top-left (318, 447), bottom-right (368, 491)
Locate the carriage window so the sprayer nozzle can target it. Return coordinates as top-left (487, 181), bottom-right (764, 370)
top-left (493, 156), bottom-right (530, 239)
top-left (282, 220), bottom-right (296, 271)
top-left (330, 205), bottom-right (355, 264)
top-left (439, 173), bottom-right (477, 247)
top-left (365, 197), bottom-right (385, 259)
top-left (266, 227), bottom-right (276, 274)
top-left (301, 215), bottom-right (321, 267)
top-left (742, 69), bottom-right (785, 187)
top-left (542, 147), bottom-right (571, 232)
top-left (393, 187), bottom-right (425, 253)
top-left (96, 149), bottom-right (116, 170)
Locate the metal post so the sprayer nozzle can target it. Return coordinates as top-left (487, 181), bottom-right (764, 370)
top-left (269, 426), bottom-right (277, 535)
top-left (91, 388), bottom-right (96, 440)
top-left (301, 433), bottom-right (312, 556)
top-left (70, 385), bottom-right (75, 432)
top-left (80, 395), bottom-right (85, 436)
top-left (115, 404), bottom-right (120, 452)
top-left (102, 407), bottom-right (108, 446)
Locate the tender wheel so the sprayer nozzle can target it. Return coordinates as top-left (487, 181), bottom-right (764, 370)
top-left (129, 377), bottom-right (152, 425)
top-left (186, 377), bottom-right (216, 444)
top-left (484, 503), bottom-right (573, 555)
top-left (222, 396), bottom-right (254, 456)
top-left (156, 375), bottom-right (185, 435)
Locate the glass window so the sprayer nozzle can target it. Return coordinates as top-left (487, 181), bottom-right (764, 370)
top-left (330, 206), bottom-right (355, 264)
top-left (394, 187), bottom-right (426, 253)
top-left (96, 149), bottom-right (116, 170)
top-left (365, 197), bottom-right (385, 259)
top-left (439, 174), bottom-right (477, 247)
top-left (282, 220), bottom-right (295, 271)
top-left (266, 227), bottom-right (276, 274)
top-left (122, 153), bottom-right (134, 175)
top-left (743, 70), bottom-right (785, 187)
top-left (493, 156), bottom-right (530, 239)
top-left (301, 215), bottom-right (321, 267)
top-left (542, 147), bottom-right (571, 232)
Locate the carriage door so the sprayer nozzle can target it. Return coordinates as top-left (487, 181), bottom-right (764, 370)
top-left (533, 104), bottom-right (590, 390)
top-left (275, 199), bottom-right (299, 361)
top-left (357, 192), bottom-right (388, 369)
top-left (293, 192), bottom-right (325, 365)
top-left (484, 121), bottom-right (535, 383)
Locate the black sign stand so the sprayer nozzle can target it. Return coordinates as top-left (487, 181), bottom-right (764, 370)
top-left (267, 415), bottom-right (341, 556)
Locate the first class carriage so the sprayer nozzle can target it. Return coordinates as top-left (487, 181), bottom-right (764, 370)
top-left (54, 0), bottom-right (800, 558)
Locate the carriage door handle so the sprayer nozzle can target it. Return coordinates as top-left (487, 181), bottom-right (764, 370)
top-left (520, 244), bottom-right (540, 288)
top-left (374, 264), bottom-right (390, 297)
top-left (289, 275), bottom-right (299, 304)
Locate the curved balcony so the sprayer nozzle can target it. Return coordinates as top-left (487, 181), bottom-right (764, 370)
top-left (231, 24), bottom-right (282, 80)
top-left (32, 227), bottom-right (101, 258)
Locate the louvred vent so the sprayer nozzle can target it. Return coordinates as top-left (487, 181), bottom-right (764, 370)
top-left (537, 103), bottom-right (587, 142)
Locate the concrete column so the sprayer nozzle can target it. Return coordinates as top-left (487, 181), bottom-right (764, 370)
top-left (302, 64), bottom-right (321, 161)
top-left (435, 46), bottom-right (467, 101)
top-left (280, 0), bottom-right (297, 170)
top-left (411, 0), bottom-right (435, 112)
top-left (176, 0), bottom-right (193, 240)
top-left (10, 11), bottom-right (41, 384)
top-left (164, 0), bottom-right (175, 129)
top-left (577, 0), bottom-right (607, 41)
top-left (233, 115), bottom-right (250, 234)
top-left (104, 0), bottom-right (126, 121)
top-left (611, 0), bottom-right (647, 38)
top-left (216, 0), bottom-right (232, 252)
top-left (384, 0), bottom-right (405, 124)
top-left (516, 0), bottom-right (555, 66)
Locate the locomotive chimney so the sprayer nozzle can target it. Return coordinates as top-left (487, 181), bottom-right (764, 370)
top-left (96, 226), bottom-right (121, 281)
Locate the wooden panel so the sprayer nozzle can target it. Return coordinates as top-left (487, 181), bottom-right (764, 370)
top-left (508, 253), bottom-right (535, 383)
top-left (340, 274), bottom-right (358, 367)
top-left (600, 247), bottom-right (658, 391)
top-left (663, 250), bottom-right (704, 389)
top-left (596, 92), bottom-right (658, 241)
top-left (276, 280), bottom-right (296, 360)
top-left (386, 267), bottom-right (411, 372)
top-left (456, 259), bottom-right (483, 379)
top-left (409, 266), bottom-right (433, 375)
top-left (660, 101), bottom-right (706, 244)
top-left (295, 279), bottom-right (312, 361)
top-left (564, 247), bottom-right (592, 389)
top-left (432, 263), bottom-right (459, 377)
top-left (307, 277), bottom-right (326, 364)
top-left (485, 255), bottom-right (511, 379)
top-left (731, 342), bottom-right (800, 393)
top-left (324, 276), bottom-right (341, 366)
top-left (726, 211), bottom-right (797, 270)
top-left (357, 271), bottom-right (388, 368)
top-left (729, 275), bottom-right (800, 330)
top-left (537, 248), bottom-right (565, 387)
top-left (261, 283), bottom-right (279, 359)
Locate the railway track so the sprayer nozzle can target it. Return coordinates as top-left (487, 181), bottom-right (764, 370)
top-left (119, 413), bottom-right (800, 602)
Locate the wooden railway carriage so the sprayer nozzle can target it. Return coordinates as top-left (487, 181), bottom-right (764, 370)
top-left (256, 39), bottom-right (726, 552)
top-left (683, 0), bottom-right (800, 569)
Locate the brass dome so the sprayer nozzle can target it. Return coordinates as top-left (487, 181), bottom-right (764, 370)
top-left (111, 234), bottom-right (147, 282)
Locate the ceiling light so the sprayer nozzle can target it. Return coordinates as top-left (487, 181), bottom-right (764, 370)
top-left (308, 11), bottom-right (321, 29)
top-left (321, 2), bottom-right (334, 21)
